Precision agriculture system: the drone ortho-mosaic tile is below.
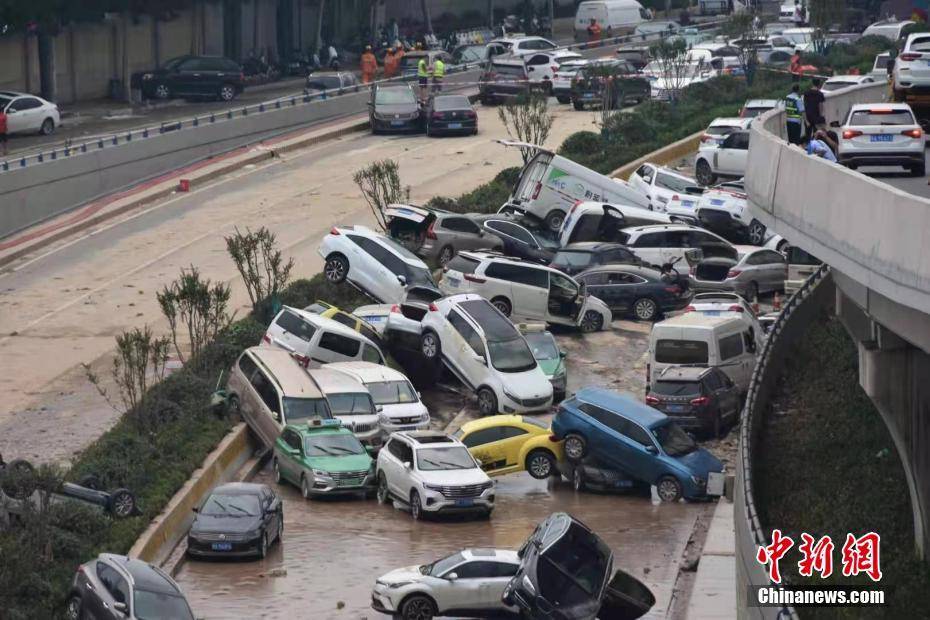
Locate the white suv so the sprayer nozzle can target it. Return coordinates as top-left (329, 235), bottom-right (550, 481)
top-left (616, 224), bottom-right (738, 268)
top-left (319, 225), bottom-right (441, 304)
top-left (694, 130), bottom-right (750, 186)
top-left (376, 431), bottom-right (495, 520)
top-left (694, 180), bottom-right (782, 247)
top-left (265, 306), bottom-right (386, 367)
top-left (893, 33), bottom-right (930, 98)
top-left (420, 294), bottom-right (553, 416)
top-left (628, 163), bottom-right (700, 212)
top-left (326, 361), bottom-right (430, 434)
top-left (838, 103), bottom-right (925, 176)
top-left (372, 548), bottom-right (519, 618)
top-left (440, 252), bottom-right (612, 332)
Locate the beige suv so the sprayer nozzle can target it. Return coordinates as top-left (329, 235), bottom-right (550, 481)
top-left (227, 347), bottom-right (332, 449)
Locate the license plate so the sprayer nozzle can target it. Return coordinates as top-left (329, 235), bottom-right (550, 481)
top-left (448, 122), bottom-right (462, 129)
top-left (211, 542), bottom-right (233, 551)
top-left (666, 404), bottom-right (689, 413)
top-left (680, 200), bottom-right (694, 207)
top-left (364, 315), bottom-right (384, 322)
top-left (710, 199), bottom-right (725, 206)
top-left (583, 93), bottom-right (595, 99)
top-left (391, 120), bottom-right (404, 126)
top-left (870, 134), bottom-right (893, 142)
top-left (446, 276), bottom-right (461, 287)
top-left (704, 310), bottom-right (721, 316)
top-left (455, 498), bottom-right (474, 507)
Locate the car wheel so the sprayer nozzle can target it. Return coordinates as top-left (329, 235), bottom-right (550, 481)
top-left (301, 475), bottom-right (312, 499)
top-left (563, 433), bottom-right (587, 463)
top-left (490, 296), bottom-right (512, 317)
top-left (745, 281), bottom-right (759, 303)
top-left (1, 459), bottom-right (36, 499)
top-left (913, 163), bottom-right (926, 176)
top-left (410, 490), bottom-right (424, 520)
top-left (258, 532), bottom-right (269, 559)
top-left (323, 254), bottom-right (349, 283)
top-left (438, 245), bottom-right (454, 266)
top-left (633, 298), bottom-right (658, 321)
top-left (556, 95), bottom-right (570, 104)
top-left (572, 99), bottom-right (584, 110)
top-left (376, 472), bottom-right (390, 505)
top-left (65, 594), bottom-right (82, 620)
top-left (154, 83), bottom-right (171, 100)
top-left (656, 476), bottom-right (683, 502)
top-left (400, 594), bottom-right (437, 620)
top-left (544, 209), bottom-right (565, 232)
top-left (580, 310), bottom-right (603, 333)
top-left (695, 159), bottom-right (716, 186)
top-left (477, 387), bottom-right (498, 416)
top-left (108, 489), bottom-right (136, 519)
top-left (277, 518), bottom-right (284, 543)
top-left (747, 220), bottom-right (767, 245)
top-left (218, 83), bottom-right (237, 102)
top-left (526, 449), bottom-right (555, 479)
top-left (273, 459), bottom-right (283, 485)
top-left (227, 395), bottom-right (241, 418)
top-left (572, 466), bottom-right (586, 492)
top-left (39, 118), bottom-right (55, 135)
top-left (420, 331), bottom-right (441, 361)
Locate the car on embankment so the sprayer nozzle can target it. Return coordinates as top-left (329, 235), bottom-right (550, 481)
top-left (453, 414), bottom-right (564, 479)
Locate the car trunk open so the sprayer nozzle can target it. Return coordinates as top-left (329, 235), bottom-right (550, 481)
top-left (385, 204), bottom-right (436, 252)
top-left (694, 257), bottom-right (737, 281)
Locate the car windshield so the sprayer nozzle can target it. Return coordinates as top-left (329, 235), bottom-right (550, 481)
top-left (456, 46), bottom-right (485, 63)
top-left (524, 332), bottom-right (559, 360)
top-left (0, 96), bottom-right (11, 110)
top-left (201, 493), bottom-right (261, 517)
top-left (848, 110), bottom-right (914, 125)
top-left (422, 551), bottom-right (464, 576)
top-left (327, 393), bottom-right (375, 415)
top-left (305, 432), bottom-right (366, 457)
top-left (487, 337), bottom-right (538, 373)
top-left (416, 446), bottom-right (477, 471)
top-left (540, 521), bottom-right (612, 601)
top-left (656, 172), bottom-right (694, 193)
top-left (742, 107), bottom-right (768, 118)
top-left (655, 340), bottom-right (709, 364)
top-left (552, 250), bottom-right (592, 269)
top-left (366, 380), bottom-right (418, 405)
top-left (376, 88), bottom-right (416, 105)
top-left (133, 590), bottom-right (194, 620)
top-left (406, 264), bottom-right (438, 287)
top-left (283, 397), bottom-right (331, 424)
top-left (652, 380), bottom-right (702, 397)
top-left (652, 421), bottom-right (697, 456)
top-left (434, 95), bottom-right (471, 110)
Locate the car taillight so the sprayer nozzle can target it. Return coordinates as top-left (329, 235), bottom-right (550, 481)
top-left (690, 396), bottom-right (710, 406)
top-left (665, 285), bottom-right (681, 294)
top-left (728, 304), bottom-right (745, 312)
top-left (426, 221), bottom-right (437, 240)
top-left (464, 110), bottom-right (477, 118)
top-left (531, 181), bottom-right (542, 200)
top-left (842, 129), bottom-right (863, 139)
top-left (330, 227), bottom-right (341, 235)
top-left (671, 194), bottom-right (680, 201)
top-left (428, 302), bottom-right (439, 312)
top-left (902, 128), bottom-right (923, 139)
top-left (645, 395), bottom-right (660, 405)
top-left (726, 269), bottom-right (742, 279)
top-left (684, 305), bottom-right (695, 312)
top-left (263, 334), bottom-right (271, 343)
top-left (900, 53), bottom-right (921, 61)
top-left (646, 363), bottom-right (651, 386)
top-left (700, 134), bottom-right (713, 142)
top-left (551, 65), bottom-right (559, 72)
top-left (292, 353), bottom-right (310, 367)
top-left (464, 273), bottom-right (486, 283)
top-left (549, 433), bottom-right (560, 442)
top-left (390, 304), bottom-right (401, 313)
top-left (432, 112), bottom-right (444, 120)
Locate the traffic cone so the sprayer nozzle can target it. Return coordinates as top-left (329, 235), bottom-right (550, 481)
top-left (772, 292), bottom-right (782, 312)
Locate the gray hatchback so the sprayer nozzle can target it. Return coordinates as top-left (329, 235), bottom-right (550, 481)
top-left (690, 247), bottom-right (786, 301)
top-left (386, 205), bottom-right (503, 265)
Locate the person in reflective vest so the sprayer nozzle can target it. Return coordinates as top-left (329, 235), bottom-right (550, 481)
top-left (360, 45), bottom-right (378, 84)
top-left (785, 83), bottom-right (805, 145)
top-left (432, 57), bottom-right (445, 92)
top-left (383, 48), bottom-right (399, 78)
top-left (587, 19), bottom-right (602, 42)
top-left (417, 56), bottom-right (431, 99)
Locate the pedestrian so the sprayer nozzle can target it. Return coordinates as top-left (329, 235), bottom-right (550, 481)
top-left (752, 13), bottom-right (762, 31)
top-left (802, 77), bottom-right (825, 140)
top-left (360, 45), bottom-right (378, 84)
top-left (587, 18), bottom-right (602, 43)
top-left (383, 47), bottom-right (399, 78)
top-left (785, 83), bottom-right (805, 145)
top-left (804, 131), bottom-right (837, 162)
top-left (789, 51), bottom-right (801, 83)
top-left (417, 54), bottom-right (430, 100)
top-left (432, 55), bottom-right (445, 93)
top-left (0, 105), bottom-right (7, 157)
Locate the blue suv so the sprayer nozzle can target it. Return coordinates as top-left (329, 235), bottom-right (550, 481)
top-left (551, 387), bottom-right (724, 502)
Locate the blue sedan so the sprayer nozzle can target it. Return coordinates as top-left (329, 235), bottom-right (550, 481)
top-left (550, 387), bottom-right (724, 502)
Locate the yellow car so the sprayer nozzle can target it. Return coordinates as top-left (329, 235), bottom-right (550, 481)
top-left (452, 415), bottom-right (564, 479)
top-left (304, 300), bottom-right (383, 348)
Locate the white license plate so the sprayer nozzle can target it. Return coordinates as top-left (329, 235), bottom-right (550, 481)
top-left (707, 472), bottom-right (726, 496)
top-left (448, 122), bottom-right (462, 129)
top-left (870, 134), bottom-right (893, 142)
top-left (391, 120), bottom-right (405, 126)
top-left (704, 310), bottom-right (721, 316)
top-left (583, 93), bottom-right (595, 99)
top-left (681, 200), bottom-right (694, 207)
top-left (666, 404), bottom-right (689, 413)
top-left (364, 315), bottom-right (385, 322)
top-left (710, 199), bottom-right (725, 206)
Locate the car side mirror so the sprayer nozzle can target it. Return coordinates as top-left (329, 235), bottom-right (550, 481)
top-left (403, 461), bottom-right (412, 469)
top-left (397, 275), bottom-right (407, 286)
top-left (559, 350), bottom-right (567, 358)
top-left (268, 498), bottom-right (282, 512)
top-left (191, 506), bottom-right (199, 513)
top-left (447, 572), bottom-right (458, 581)
top-left (645, 445), bottom-right (658, 454)
top-left (376, 405), bottom-right (384, 412)
top-left (113, 602), bottom-right (128, 615)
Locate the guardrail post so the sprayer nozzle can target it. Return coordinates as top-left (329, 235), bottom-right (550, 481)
top-left (142, 128), bottom-right (149, 138)
top-left (193, 117), bottom-right (199, 127)
top-left (275, 100), bottom-right (281, 109)
top-left (2, 161), bottom-right (8, 172)
top-left (111, 136), bottom-right (118, 145)
top-left (37, 153), bottom-right (43, 162)
top-left (19, 158), bottom-right (26, 167)
top-left (259, 103), bottom-right (265, 112)
top-left (210, 113), bottom-right (216, 123)
top-left (243, 107), bottom-right (248, 116)
top-left (291, 96), bottom-right (297, 106)
top-left (64, 147), bottom-right (70, 156)
top-left (126, 132), bottom-right (132, 141)
top-left (81, 143), bottom-right (87, 153)
top-left (227, 110), bottom-right (233, 120)
top-left (50, 150), bottom-right (57, 160)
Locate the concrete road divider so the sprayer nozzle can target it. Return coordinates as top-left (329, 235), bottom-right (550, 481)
top-left (610, 130), bottom-right (705, 180)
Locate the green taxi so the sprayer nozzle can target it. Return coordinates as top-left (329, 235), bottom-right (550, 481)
top-left (272, 419), bottom-right (375, 499)
top-left (519, 324), bottom-right (568, 401)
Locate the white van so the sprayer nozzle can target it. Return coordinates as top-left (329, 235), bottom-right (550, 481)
top-left (306, 367), bottom-right (383, 449)
top-left (647, 313), bottom-right (758, 394)
top-left (574, 0), bottom-right (651, 40)
top-left (264, 306), bottom-right (386, 367)
top-left (499, 140), bottom-right (651, 232)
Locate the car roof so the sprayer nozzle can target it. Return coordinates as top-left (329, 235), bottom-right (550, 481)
top-left (560, 241), bottom-right (626, 252)
top-left (461, 250), bottom-right (554, 270)
top-left (654, 366), bottom-right (711, 381)
top-left (305, 367), bottom-right (370, 394)
top-left (848, 103), bottom-right (912, 112)
top-left (580, 264), bottom-right (660, 278)
top-left (325, 360), bottom-right (407, 383)
top-left (709, 116), bottom-right (751, 127)
top-left (657, 312), bottom-right (746, 329)
top-left (622, 223), bottom-right (702, 234)
top-left (212, 482), bottom-right (269, 495)
top-left (287, 420), bottom-right (349, 437)
top-left (574, 387), bottom-right (667, 428)
top-left (399, 430), bottom-right (459, 445)
top-left (245, 346), bottom-right (324, 397)
top-left (332, 225), bottom-right (426, 267)
top-left (99, 554), bottom-right (179, 594)
top-left (462, 548), bottom-right (521, 563)
top-left (459, 414), bottom-right (528, 433)
top-left (457, 297), bottom-right (524, 341)
top-left (282, 306), bottom-right (378, 344)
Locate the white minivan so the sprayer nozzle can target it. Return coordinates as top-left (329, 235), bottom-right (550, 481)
top-left (574, 0), bottom-right (651, 40)
top-left (265, 306), bottom-right (386, 367)
top-left (647, 313), bottom-right (758, 394)
top-left (499, 140), bottom-right (650, 232)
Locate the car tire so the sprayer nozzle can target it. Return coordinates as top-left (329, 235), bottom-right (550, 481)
top-left (273, 459), bottom-right (283, 485)
top-left (633, 298), bottom-right (658, 321)
top-left (65, 594), bottom-right (83, 620)
top-left (78, 474), bottom-right (103, 491)
top-left (572, 99), bottom-right (584, 110)
top-left (107, 489), bottom-right (136, 519)
top-left (277, 517), bottom-right (284, 543)
top-left (580, 310), bottom-right (604, 333)
top-left (477, 387), bottom-right (498, 416)
top-left (420, 330), bottom-right (441, 362)
top-left (556, 95), bottom-right (570, 104)
top-left (695, 159), bottom-right (716, 186)
top-left (490, 296), bottom-right (512, 317)
top-left (400, 594), bottom-right (437, 620)
top-left (747, 220), bottom-right (767, 245)
top-left (227, 395), bottom-right (241, 418)
top-left (745, 281), bottom-right (759, 303)
top-left (323, 253), bottom-right (349, 283)
top-left (544, 209), bottom-right (566, 232)
top-left (410, 490), bottom-right (424, 520)
top-left (258, 532), bottom-right (269, 559)
top-left (217, 83), bottom-right (237, 102)
top-left (656, 476), bottom-right (683, 502)
top-left (912, 163), bottom-right (926, 176)
top-left (438, 245), bottom-right (455, 266)
top-left (1, 459), bottom-right (36, 499)
top-left (154, 83), bottom-right (171, 100)
top-left (563, 433), bottom-right (587, 463)
top-left (301, 475), bottom-right (312, 499)
top-left (526, 449), bottom-right (556, 479)
top-left (376, 472), bottom-right (390, 505)
top-left (40, 118), bottom-right (55, 135)
top-left (572, 466), bottom-right (586, 492)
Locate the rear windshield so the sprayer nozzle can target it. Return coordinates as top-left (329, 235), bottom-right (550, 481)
top-left (446, 254), bottom-right (480, 274)
top-left (706, 125), bottom-right (737, 135)
top-left (551, 250), bottom-right (592, 270)
top-left (656, 172), bottom-right (694, 193)
top-left (822, 81), bottom-right (855, 92)
top-left (652, 380), bottom-right (702, 397)
top-left (493, 63), bottom-right (526, 77)
top-left (542, 521), bottom-right (612, 598)
top-left (655, 339), bottom-right (709, 364)
top-left (283, 397), bottom-right (332, 424)
top-left (848, 110), bottom-right (915, 126)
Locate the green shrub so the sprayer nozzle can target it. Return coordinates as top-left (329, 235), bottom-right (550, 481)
top-left (425, 167), bottom-right (521, 213)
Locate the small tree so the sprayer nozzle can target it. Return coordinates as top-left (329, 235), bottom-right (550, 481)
top-left (84, 326), bottom-right (170, 412)
top-left (497, 92), bottom-right (554, 164)
top-left (352, 159), bottom-right (408, 230)
top-left (648, 38), bottom-right (691, 103)
top-left (723, 13), bottom-right (763, 84)
top-left (157, 266), bottom-right (232, 364)
top-left (225, 227), bottom-right (294, 313)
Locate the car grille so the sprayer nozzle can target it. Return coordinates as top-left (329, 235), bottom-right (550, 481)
top-left (348, 422), bottom-right (376, 433)
top-left (437, 482), bottom-right (492, 499)
top-left (330, 469), bottom-right (369, 487)
top-left (192, 531), bottom-right (253, 542)
top-left (519, 395), bottom-right (550, 408)
top-left (391, 416), bottom-right (424, 425)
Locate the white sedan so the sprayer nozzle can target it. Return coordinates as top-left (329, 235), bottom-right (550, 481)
top-left (822, 74), bottom-right (875, 92)
top-left (0, 91), bottom-right (60, 135)
top-left (629, 162), bottom-right (700, 212)
top-left (838, 103), bottom-right (925, 176)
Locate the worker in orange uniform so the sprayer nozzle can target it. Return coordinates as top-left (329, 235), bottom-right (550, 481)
top-left (587, 19), bottom-right (602, 43)
top-left (383, 47), bottom-right (399, 79)
top-left (360, 45), bottom-right (378, 84)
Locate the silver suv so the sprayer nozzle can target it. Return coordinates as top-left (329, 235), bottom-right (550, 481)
top-left (386, 205), bottom-right (503, 266)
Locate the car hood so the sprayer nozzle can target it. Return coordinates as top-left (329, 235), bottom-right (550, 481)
top-left (499, 367), bottom-right (553, 400)
top-left (418, 467), bottom-right (490, 486)
top-left (537, 357), bottom-right (562, 377)
top-left (191, 514), bottom-right (262, 535)
top-left (305, 454), bottom-right (373, 473)
top-left (378, 565), bottom-right (424, 585)
top-left (675, 448), bottom-right (724, 478)
top-left (380, 401), bottom-right (428, 419)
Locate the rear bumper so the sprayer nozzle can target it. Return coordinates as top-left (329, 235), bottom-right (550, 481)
top-left (371, 117), bottom-right (421, 132)
top-left (689, 277), bottom-right (741, 294)
top-left (697, 209), bottom-right (748, 234)
top-left (839, 151), bottom-right (924, 167)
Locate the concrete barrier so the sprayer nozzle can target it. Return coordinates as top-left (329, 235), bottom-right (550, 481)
top-left (610, 129), bottom-right (705, 180)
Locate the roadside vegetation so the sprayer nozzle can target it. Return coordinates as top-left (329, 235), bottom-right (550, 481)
top-left (755, 315), bottom-right (930, 617)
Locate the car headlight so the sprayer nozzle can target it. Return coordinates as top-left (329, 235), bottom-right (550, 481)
top-left (690, 475), bottom-right (706, 487)
top-left (503, 390), bottom-right (521, 404)
top-left (388, 581), bottom-right (414, 589)
top-left (521, 574), bottom-right (536, 596)
top-left (420, 413), bottom-right (431, 423)
top-left (313, 469), bottom-right (332, 478)
top-left (379, 413), bottom-right (392, 425)
top-left (423, 484), bottom-right (444, 492)
top-left (142, 73), bottom-right (153, 80)
top-left (554, 366), bottom-right (566, 378)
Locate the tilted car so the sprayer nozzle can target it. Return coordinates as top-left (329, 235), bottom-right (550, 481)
top-left (615, 224), bottom-right (738, 268)
top-left (326, 361), bottom-right (431, 434)
top-left (302, 299), bottom-right (385, 350)
top-left (186, 482), bottom-right (283, 559)
top-left (628, 163), bottom-right (700, 213)
top-left (518, 323), bottom-right (567, 400)
top-left (264, 306), bottom-right (386, 367)
top-left (838, 103), bottom-right (925, 176)
top-left (272, 419), bottom-right (375, 498)
top-left (822, 74), bottom-right (875, 92)
top-left (550, 387), bottom-right (725, 501)
top-left (699, 116), bottom-right (752, 147)
top-left (440, 251), bottom-right (612, 333)
top-left (690, 246), bottom-right (787, 301)
top-left (694, 130), bottom-right (750, 186)
top-left (525, 50), bottom-right (584, 90)
top-left (376, 431), bottom-right (495, 520)
top-left (305, 71), bottom-right (358, 93)
top-left (385, 204), bottom-right (504, 267)
top-left (549, 242), bottom-right (643, 276)
top-left (645, 366), bottom-right (741, 437)
top-left (476, 213), bottom-right (561, 264)
top-left (479, 55), bottom-right (531, 104)
top-left (369, 83), bottom-right (422, 133)
top-left (453, 414), bottom-right (564, 479)
top-left (557, 201), bottom-right (670, 247)
top-left (684, 291), bottom-right (766, 353)
top-left (739, 99), bottom-right (780, 119)
top-left (694, 180), bottom-right (783, 247)
top-left (372, 548), bottom-right (520, 619)
top-left (575, 264), bottom-right (692, 321)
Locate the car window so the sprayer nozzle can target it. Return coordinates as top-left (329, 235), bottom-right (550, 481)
top-left (9, 97), bottom-right (39, 112)
top-left (359, 323), bottom-right (381, 344)
top-left (348, 235), bottom-right (390, 264)
top-left (462, 427), bottom-right (502, 447)
top-left (134, 591), bottom-right (194, 620)
top-left (275, 310), bottom-right (316, 342)
top-left (375, 87), bottom-right (417, 104)
top-left (319, 331), bottom-right (361, 357)
top-left (238, 353), bottom-right (258, 380)
top-left (605, 248), bottom-right (636, 263)
top-left (718, 333), bottom-right (744, 361)
top-left (578, 402), bottom-right (624, 434)
top-left (620, 419), bottom-right (654, 447)
top-left (528, 54), bottom-right (550, 65)
top-left (848, 109), bottom-right (915, 126)
top-left (446, 254), bottom-right (481, 274)
top-left (606, 272), bottom-right (643, 284)
top-left (251, 372), bottom-right (281, 416)
top-left (327, 392), bottom-right (375, 415)
top-left (397, 441), bottom-right (413, 464)
top-left (759, 250), bottom-right (785, 265)
top-left (361, 344), bottom-right (383, 364)
top-left (452, 561), bottom-right (501, 579)
top-left (500, 426), bottom-right (528, 440)
top-left (687, 230), bottom-right (723, 247)
top-left (330, 312), bottom-right (358, 330)
top-left (441, 217), bottom-right (481, 234)
top-left (578, 272), bottom-right (607, 285)
top-left (655, 339), bottom-right (709, 364)
top-left (485, 262), bottom-right (548, 288)
top-left (633, 232), bottom-right (666, 248)
top-left (552, 250), bottom-right (592, 270)
top-left (703, 371), bottom-right (722, 391)
top-left (283, 429), bottom-right (301, 450)
top-left (487, 220), bottom-right (536, 246)
top-left (96, 563), bottom-right (128, 603)
top-left (550, 271), bottom-right (578, 295)
top-left (448, 310), bottom-right (485, 356)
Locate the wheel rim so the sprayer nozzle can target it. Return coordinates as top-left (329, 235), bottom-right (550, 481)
top-left (377, 476), bottom-right (388, 503)
top-left (478, 390), bottom-right (495, 415)
top-left (564, 437), bottom-right (583, 460)
top-left (221, 86), bottom-right (234, 100)
top-left (155, 85), bottom-right (169, 98)
top-left (301, 477), bottom-right (310, 498)
top-left (66, 597), bottom-right (80, 620)
top-left (748, 223), bottom-right (765, 245)
top-left (529, 454), bottom-right (551, 477)
top-left (411, 494), bottom-right (421, 519)
top-left (274, 461), bottom-right (281, 483)
top-left (547, 213), bottom-right (564, 231)
top-left (439, 247), bottom-right (454, 265)
top-left (492, 300), bottom-right (510, 316)
top-left (113, 493), bottom-right (133, 518)
top-left (697, 162), bottom-right (711, 184)
top-left (325, 258), bottom-right (345, 282)
top-left (421, 334), bottom-right (437, 358)
top-left (581, 310), bottom-right (601, 332)
top-left (634, 299), bottom-right (656, 320)
top-left (42, 120), bottom-right (53, 134)
top-left (405, 597), bottom-right (433, 620)
top-left (658, 479), bottom-right (679, 501)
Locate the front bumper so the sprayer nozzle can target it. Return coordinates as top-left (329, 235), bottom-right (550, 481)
top-left (420, 486), bottom-right (495, 514)
top-left (548, 374), bottom-right (567, 399)
top-left (305, 472), bottom-right (375, 495)
top-left (371, 586), bottom-right (400, 613)
top-left (372, 116), bottom-right (421, 132)
top-left (380, 418), bottom-right (430, 435)
top-left (500, 393), bottom-right (553, 415)
top-left (186, 535), bottom-right (262, 558)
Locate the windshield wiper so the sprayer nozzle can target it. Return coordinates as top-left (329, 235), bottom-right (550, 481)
top-left (311, 446), bottom-right (337, 456)
top-left (437, 460), bottom-right (469, 469)
top-left (326, 446), bottom-right (359, 455)
top-left (209, 498), bottom-right (227, 513)
top-left (227, 503), bottom-right (253, 517)
top-left (420, 459), bottom-right (443, 469)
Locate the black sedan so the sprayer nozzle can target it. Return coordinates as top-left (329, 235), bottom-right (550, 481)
top-left (570, 59), bottom-right (650, 111)
top-left (471, 213), bottom-right (560, 264)
top-left (549, 242), bottom-right (643, 276)
top-left (575, 265), bottom-right (692, 321)
top-left (425, 95), bottom-right (478, 136)
top-left (130, 55), bottom-right (244, 102)
top-left (369, 84), bottom-right (421, 133)
top-left (187, 482), bottom-right (283, 559)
